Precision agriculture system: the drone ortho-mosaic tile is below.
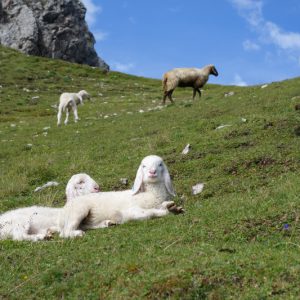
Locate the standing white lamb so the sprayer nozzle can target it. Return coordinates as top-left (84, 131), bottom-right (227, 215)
top-left (57, 90), bottom-right (90, 126)
top-left (59, 155), bottom-right (184, 238)
top-left (0, 174), bottom-right (100, 241)
top-left (162, 64), bottom-right (218, 104)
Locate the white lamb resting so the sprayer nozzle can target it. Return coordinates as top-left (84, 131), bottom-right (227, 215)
top-left (59, 155), bottom-right (184, 238)
top-left (57, 90), bottom-right (90, 126)
top-left (0, 174), bottom-right (100, 241)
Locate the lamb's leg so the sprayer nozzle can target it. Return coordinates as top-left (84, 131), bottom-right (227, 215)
top-left (64, 108), bottom-right (70, 125)
top-left (161, 201), bottom-right (184, 214)
top-left (78, 95), bottom-right (84, 105)
top-left (82, 220), bottom-right (117, 230)
top-left (12, 226), bottom-right (46, 242)
top-left (72, 106), bottom-right (79, 123)
top-left (121, 207), bottom-right (169, 223)
top-left (59, 206), bottom-right (90, 238)
top-left (57, 108), bottom-right (62, 126)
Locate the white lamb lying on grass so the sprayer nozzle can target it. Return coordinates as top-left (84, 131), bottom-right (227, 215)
top-left (59, 155), bottom-right (184, 238)
top-left (0, 174), bottom-right (100, 241)
top-left (57, 90), bottom-right (90, 126)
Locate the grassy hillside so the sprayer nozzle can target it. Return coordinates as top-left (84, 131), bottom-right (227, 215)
top-left (1, 45), bottom-right (300, 299)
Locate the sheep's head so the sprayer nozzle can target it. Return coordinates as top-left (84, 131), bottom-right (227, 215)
top-left (132, 155), bottom-right (175, 196)
top-left (209, 65), bottom-right (218, 77)
top-left (78, 90), bottom-right (91, 100)
top-left (66, 173), bottom-right (100, 201)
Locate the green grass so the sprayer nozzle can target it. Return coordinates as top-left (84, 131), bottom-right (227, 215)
top-left (1, 45), bottom-right (300, 299)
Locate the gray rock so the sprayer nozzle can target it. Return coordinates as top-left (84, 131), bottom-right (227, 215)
top-left (0, 0), bottom-right (109, 71)
top-left (224, 91), bottom-right (235, 97)
top-left (192, 183), bottom-right (204, 195)
top-left (120, 178), bottom-right (128, 185)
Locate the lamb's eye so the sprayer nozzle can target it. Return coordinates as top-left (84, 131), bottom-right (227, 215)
top-left (78, 180), bottom-right (84, 184)
top-left (159, 163), bottom-right (163, 167)
top-left (142, 165), bottom-right (146, 168)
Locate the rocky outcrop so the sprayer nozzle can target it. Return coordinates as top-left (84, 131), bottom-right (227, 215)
top-left (0, 0), bottom-right (109, 70)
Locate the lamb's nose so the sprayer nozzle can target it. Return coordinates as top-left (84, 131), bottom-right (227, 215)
top-left (149, 169), bottom-right (156, 175)
top-left (94, 186), bottom-right (100, 192)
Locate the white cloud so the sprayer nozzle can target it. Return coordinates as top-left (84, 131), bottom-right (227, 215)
top-left (93, 31), bottom-right (109, 42)
top-left (111, 62), bottom-right (135, 72)
top-left (264, 22), bottom-right (300, 51)
top-left (230, 0), bottom-right (300, 61)
top-left (81, 0), bottom-right (102, 25)
top-left (230, 0), bottom-right (263, 26)
top-left (233, 74), bottom-right (248, 86)
top-left (243, 39), bottom-right (260, 51)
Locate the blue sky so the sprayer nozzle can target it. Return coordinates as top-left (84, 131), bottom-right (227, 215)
top-left (81, 0), bottom-right (300, 86)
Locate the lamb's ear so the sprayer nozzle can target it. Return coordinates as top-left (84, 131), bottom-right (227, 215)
top-left (163, 163), bottom-right (176, 196)
top-left (66, 180), bottom-right (77, 201)
top-left (132, 164), bottom-right (144, 195)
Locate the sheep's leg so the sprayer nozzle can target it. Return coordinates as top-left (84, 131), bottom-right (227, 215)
top-left (64, 108), bottom-right (70, 125)
top-left (193, 88), bottom-right (197, 99)
top-left (163, 90), bottom-right (174, 104)
top-left (162, 91), bottom-right (168, 104)
top-left (168, 90), bottom-right (174, 103)
top-left (193, 88), bottom-right (201, 100)
top-left (197, 88), bottom-right (201, 98)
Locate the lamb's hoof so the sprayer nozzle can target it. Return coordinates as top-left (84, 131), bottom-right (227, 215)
top-left (34, 234), bottom-right (48, 241)
top-left (44, 229), bottom-right (54, 240)
top-left (167, 204), bottom-right (185, 215)
top-left (164, 201), bottom-right (175, 209)
top-left (106, 220), bottom-right (117, 227)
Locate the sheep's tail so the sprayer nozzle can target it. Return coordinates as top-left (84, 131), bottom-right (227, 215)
top-left (162, 73), bottom-right (168, 91)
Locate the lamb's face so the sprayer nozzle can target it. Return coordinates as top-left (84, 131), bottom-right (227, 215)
top-left (132, 155), bottom-right (175, 196)
top-left (79, 90), bottom-right (90, 100)
top-left (66, 173), bottom-right (100, 201)
top-left (140, 155), bottom-right (166, 184)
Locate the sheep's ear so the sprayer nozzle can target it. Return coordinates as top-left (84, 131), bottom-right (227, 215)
top-left (132, 165), bottom-right (144, 195)
top-left (163, 163), bottom-right (176, 196)
top-left (66, 181), bottom-right (77, 201)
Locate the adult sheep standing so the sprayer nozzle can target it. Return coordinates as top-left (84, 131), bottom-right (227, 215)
top-left (162, 64), bottom-right (218, 104)
top-left (57, 90), bottom-right (91, 126)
